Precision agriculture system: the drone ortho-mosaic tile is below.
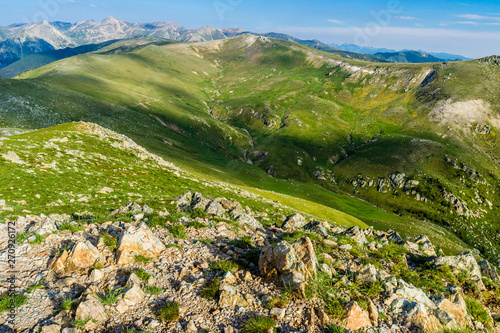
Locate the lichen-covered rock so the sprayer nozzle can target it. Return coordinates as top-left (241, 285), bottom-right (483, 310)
top-left (356, 264), bottom-right (379, 284)
top-left (281, 213), bottom-right (306, 230)
top-left (259, 237), bottom-right (318, 294)
top-left (478, 260), bottom-right (500, 283)
top-left (75, 294), bottom-right (108, 322)
top-left (433, 252), bottom-right (485, 290)
top-left (235, 214), bottom-right (263, 229)
top-left (67, 241), bottom-right (104, 270)
top-left (115, 223), bottom-right (166, 265)
top-left (344, 301), bottom-right (372, 331)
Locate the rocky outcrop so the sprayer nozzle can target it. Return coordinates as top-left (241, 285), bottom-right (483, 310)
top-left (259, 237), bottom-right (318, 294)
top-left (115, 223), bottom-right (166, 265)
top-left (344, 301), bottom-right (372, 330)
top-left (433, 252), bottom-right (485, 290)
top-left (281, 213), bottom-right (307, 231)
top-left (75, 294), bottom-right (108, 322)
top-left (67, 241), bottom-right (104, 270)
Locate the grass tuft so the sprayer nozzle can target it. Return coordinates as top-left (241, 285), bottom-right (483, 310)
top-left (168, 225), bottom-right (186, 239)
top-left (240, 315), bottom-right (276, 333)
top-left (200, 278), bottom-right (220, 299)
top-left (0, 293), bottom-right (28, 313)
top-left (157, 301), bottom-right (180, 323)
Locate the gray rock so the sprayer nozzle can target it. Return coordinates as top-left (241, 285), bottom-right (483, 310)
top-left (235, 214), bottom-right (263, 229)
top-left (205, 200), bottom-right (225, 216)
top-left (304, 221), bottom-right (329, 237)
top-left (75, 294), bottom-right (108, 322)
top-left (342, 226), bottom-right (368, 245)
top-left (174, 191), bottom-right (192, 210)
top-left (433, 252), bottom-right (485, 290)
top-left (259, 237), bottom-right (318, 294)
top-left (115, 222), bottom-right (166, 265)
top-left (478, 260), bottom-right (500, 283)
top-left (110, 202), bottom-right (142, 216)
top-left (281, 213), bottom-right (307, 230)
top-left (356, 264), bottom-right (379, 284)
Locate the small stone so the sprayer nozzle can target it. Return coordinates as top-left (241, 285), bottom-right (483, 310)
top-left (270, 307), bottom-right (286, 320)
top-left (42, 324), bottom-right (61, 333)
top-left (339, 244), bottom-right (352, 251)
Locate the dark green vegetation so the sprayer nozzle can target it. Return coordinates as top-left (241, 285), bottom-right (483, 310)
top-left (156, 301), bottom-right (180, 323)
top-left (240, 315), bottom-right (276, 333)
top-left (0, 293), bottom-right (28, 313)
top-left (374, 50), bottom-right (445, 63)
top-left (1, 35), bottom-right (499, 261)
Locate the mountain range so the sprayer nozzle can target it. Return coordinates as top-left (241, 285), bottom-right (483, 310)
top-left (0, 17), bottom-right (473, 74)
top-left (1, 33), bottom-right (499, 265)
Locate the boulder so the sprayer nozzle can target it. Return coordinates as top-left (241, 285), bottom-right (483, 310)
top-left (356, 264), bottom-right (379, 285)
top-left (122, 283), bottom-right (145, 305)
top-left (235, 214), bottom-right (263, 229)
top-left (75, 294), bottom-right (108, 322)
top-left (110, 202), bottom-right (142, 216)
top-left (42, 324), bottom-right (61, 333)
top-left (405, 302), bottom-right (442, 332)
top-left (391, 279), bottom-right (436, 310)
top-left (89, 269), bottom-right (104, 283)
top-left (48, 250), bottom-right (69, 273)
top-left (414, 235), bottom-right (437, 257)
top-left (205, 200), bottom-right (225, 216)
top-left (304, 221), bottom-right (329, 237)
top-left (433, 252), bottom-right (485, 290)
top-left (434, 287), bottom-right (468, 328)
top-left (218, 285), bottom-right (248, 308)
top-left (67, 241), bottom-right (104, 270)
top-left (174, 191), bottom-right (192, 210)
top-left (344, 301), bottom-right (372, 331)
top-left (259, 237), bottom-right (318, 294)
top-left (342, 226), bottom-right (368, 246)
top-left (478, 260), bottom-right (500, 283)
top-left (115, 223), bottom-right (165, 265)
top-left (281, 213), bottom-right (307, 230)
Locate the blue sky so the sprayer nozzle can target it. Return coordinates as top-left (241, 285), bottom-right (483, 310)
top-left (1, 0), bottom-right (500, 58)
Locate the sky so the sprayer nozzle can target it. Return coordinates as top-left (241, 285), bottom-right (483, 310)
top-left (1, 0), bottom-right (500, 58)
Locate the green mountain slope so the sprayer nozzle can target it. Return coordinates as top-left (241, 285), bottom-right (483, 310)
top-left (1, 35), bottom-right (498, 260)
top-left (0, 40), bottom-right (119, 78)
top-left (374, 50), bottom-right (445, 63)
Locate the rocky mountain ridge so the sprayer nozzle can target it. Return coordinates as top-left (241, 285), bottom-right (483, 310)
top-left (1, 190), bottom-right (499, 332)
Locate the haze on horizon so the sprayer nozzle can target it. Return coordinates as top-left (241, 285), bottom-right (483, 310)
top-left (1, 0), bottom-right (499, 59)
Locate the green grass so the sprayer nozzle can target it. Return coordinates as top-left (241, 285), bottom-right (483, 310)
top-left (59, 222), bottom-right (85, 233)
top-left (0, 293), bottom-right (28, 313)
top-left (132, 269), bottom-right (151, 282)
top-left (240, 315), bottom-right (276, 333)
top-left (73, 318), bottom-right (97, 329)
top-left (325, 325), bottom-right (347, 333)
top-left (134, 255), bottom-right (155, 264)
top-left (228, 236), bottom-right (254, 249)
top-left (200, 278), bottom-right (221, 300)
top-left (166, 244), bottom-right (183, 250)
top-left (265, 294), bottom-right (290, 310)
top-left (143, 285), bottom-right (163, 295)
top-left (209, 260), bottom-right (240, 273)
top-left (465, 298), bottom-right (491, 327)
top-left (167, 225), bottom-right (186, 239)
top-left (95, 288), bottom-right (125, 306)
top-left (15, 232), bottom-right (28, 243)
top-left (28, 234), bottom-right (45, 245)
top-left (157, 301), bottom-right (180, 323)
top-left (187, 221), bottom-right (207, 229)
top-left (100, 233), bottom-right (117, 252)
top-left (59, 295), bottom-right (76, 311)
top-left (26, 281), bottom-right (46, 293)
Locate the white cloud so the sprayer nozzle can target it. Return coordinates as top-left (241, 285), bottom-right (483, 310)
top-left (90, 4), bottom-right (97, 7)
top-left (455, 14), bottom-right (500, 21)
top-left (394, 16), bottom-right (421, 21)
top-left (327, 19), bottom-right (343, 25)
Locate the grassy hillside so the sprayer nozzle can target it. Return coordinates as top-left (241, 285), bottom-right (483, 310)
top-left (1, 35), bottom-right (498, 260)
